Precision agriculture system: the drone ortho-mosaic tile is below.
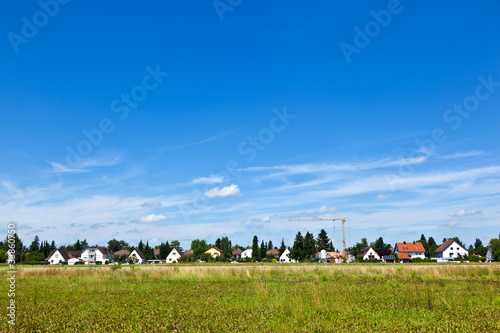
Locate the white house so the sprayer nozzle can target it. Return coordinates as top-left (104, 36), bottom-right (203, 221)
top-left (47, 248), bottom-right (70, 265)
top-left (81, 246), bottom-right (114, 264)
top-left (394, 242), bottom-right (426, 260)
top-left (360, 247), bottom-right (380, 261)
top-left (486, 247), bottom-right (495, 262)
top-left (68, 258), bottom-right (81, 265)
top-left (434, 240), bottom-right (468, 260)
top-left (128, 248), bottom-right (146, 264)
top-left (166, 247), bottom-right (182, 263)
top-left (279, 248), bottom-right (295, 263)
top-left (241, 247), bottom-right (253, 259)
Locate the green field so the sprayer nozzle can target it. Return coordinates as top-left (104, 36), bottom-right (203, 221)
top-left (2, 264), bottom-right (500, 332)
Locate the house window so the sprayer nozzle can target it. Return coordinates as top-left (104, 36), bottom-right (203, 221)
top-left (450, 247), bottom-right (453, 250)
top-left (450, 253), bottom-right (453, 257)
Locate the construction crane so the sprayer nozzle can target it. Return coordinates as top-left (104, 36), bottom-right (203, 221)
top-left (289, 218), bottom-right (349, 261)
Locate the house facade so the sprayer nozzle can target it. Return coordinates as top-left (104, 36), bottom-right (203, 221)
top-left (279, 248), bottom-right (295, 263)
top-left (232, 248), bottom-right (242, 260)
top-left (360, 247), bottom-right (380, 261)
top-left (81, 246), bottom-right (113, 264)
top-left (128, 248), bottom-right (146, 264)
top-left (317, 250), bottom-right (344, 263)
top-left (47, 248), bottom-right (70, 265)
top-left (434, 240), bottom-right (468, 260)
top-left (166, 247), bottom-right (183, 263)
top-left (486, 247), bottom-right (494, 262)
top-left (394, 242), bottom-right (426, 260)
top-left (241, 247), bottom-right (252, 259)
top-left (205, 246), bottom-right (223, 258)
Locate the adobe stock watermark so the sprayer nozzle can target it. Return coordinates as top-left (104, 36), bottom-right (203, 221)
top-left (6, 222), bottom-right (17, 326)
top-left (213, 0), bottom-right (243, 21)
top-left (339, 0), bottom-right (412, 64)
top-left (385, 74), bottom-right (499, 191)
top-left (53, 64), bottom-right (168, 181)
top-left (179, 106), bottom-right (296, 222)
top-left (7, 0), bottom-right (71, 54)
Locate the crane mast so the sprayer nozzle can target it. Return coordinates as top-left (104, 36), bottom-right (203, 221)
top-left (289, 218), bottom-right (348, 261)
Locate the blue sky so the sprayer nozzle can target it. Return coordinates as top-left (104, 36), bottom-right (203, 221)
top-left (1, 1), bottom-right (499, 250)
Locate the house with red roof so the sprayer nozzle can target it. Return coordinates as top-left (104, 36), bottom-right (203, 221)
top-left (394, 241), bottom-right (426, 261)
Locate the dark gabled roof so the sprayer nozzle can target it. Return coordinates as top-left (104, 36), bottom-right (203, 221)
top-left (435, 239), bottom-right (459, 253)
top-left (86, 246), bottom-right (113, 255)
top-left (359, 247), bottom-right (372, 257)
top-left (232, 248), bottom-right (242, 255)
top-left (169, 247), bottom-right (183, 256)
top-left (47, 248), bottom-right (70, 261)
top-left (131, 247), bottom-right (146, 259)
top-left (67, 250), bottom-right (82, 258)
top-left (206, 246), bottom-right (224, 253)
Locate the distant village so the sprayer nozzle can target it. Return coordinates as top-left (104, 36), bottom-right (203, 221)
top-left (3, 230), bottom-right (499, 265)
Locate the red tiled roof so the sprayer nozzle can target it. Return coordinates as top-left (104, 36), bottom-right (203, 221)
top-left (266, 249), bottom-right (280, 256)
top-left (435, 240), bottom-right (455, 253)
top-left (232, 249), bottom-right (242, 255)
top-left (183, 249), bottom-right (194, 256)
top-left (154, 249), bottom-right (160, 256)
top-left (398, 253), bottom-right (411, 260)
top-left (395, 242), bottom-right (425, 253)
top-left (114, 249), bottom-right (131, 256)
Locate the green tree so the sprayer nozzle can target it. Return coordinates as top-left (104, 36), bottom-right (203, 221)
top-left (171, 240), bottom-right (182, 251)
top-left (279, 238), bottom-right (286, 256)
top-left (474, 238), bottom-right (483, 249)
top-left (191, 239), bottom-right (209, 258)
top-left (316, 229), bottom-right (330, 251)
top-left (138, 240), bottom-right (144, 253)
top-left (268, 240), bottom-right (273, 251)
top-left (371, 237), bottom-right (388, 253)
top-left (419, 234), bottom-right (429, 252)
top-left (488, 235), bottom-right (500, 261)
top-left (252, 236), bottom-right (259, 260)
top-left (29, 235), bottom-right (40, 253)
top-left (350, 238), bottom-right (368, 257)
top-left (428, 237), bottom-right (437, 247)
top-left (303, 232), bottom-right (316, 259)
top-left (260, 240), bottom-right (266, 260)
top-left (291, 232), bottom-right (304, 260)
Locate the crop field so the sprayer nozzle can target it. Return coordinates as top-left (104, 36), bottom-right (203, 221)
top-left (2, 264), bottom-right (500, 332)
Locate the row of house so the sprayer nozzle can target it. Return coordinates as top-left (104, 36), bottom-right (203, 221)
top-left (357, 240), bottom-right (473, 263)
top-left (46, 240), bottom-right (495, 265)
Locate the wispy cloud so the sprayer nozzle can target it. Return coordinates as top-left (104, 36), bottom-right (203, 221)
top-left (192, 175), bottom-right (225, 184)
top-left (205, 184), bottom-right (242, 199)
top-left (375, 193), bottom-right (394, 200)
top-left (156, 131), bottom-right (234, 155)
top-left (442, 151), bottom-right (483, 159)
top-left (451, 209), bottom-right (483, 218)
top-left (139, 214), bottom-right (168, 223)
top-left (47, 155), bottom-right (121, 174)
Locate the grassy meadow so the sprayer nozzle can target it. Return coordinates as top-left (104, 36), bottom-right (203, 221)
top-left (2, 263), bottom-right (500, 332)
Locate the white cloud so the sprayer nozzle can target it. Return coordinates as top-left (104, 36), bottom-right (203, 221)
top-left (451, 209), bottom-right (482, 218)
top-left (139, 214), bottom-right (168, 223)
top-left (192, 175), bottom-right (225, 184)
top-left (262, 216), bottom-right (270, 222)
top-left (204, 184), bottom-right (241, 199)
top-left (375, 193), bottom-right (394, 200)
top-left (317, 205), bottom-right (328, 214)
top-left (443, 151), bottom-right (483, 159)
